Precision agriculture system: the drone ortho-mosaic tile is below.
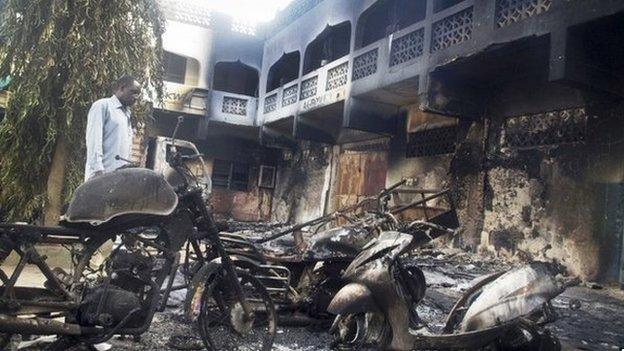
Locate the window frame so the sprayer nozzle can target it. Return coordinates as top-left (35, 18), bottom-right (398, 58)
top-left (211, 159), bottom-right (251, 191)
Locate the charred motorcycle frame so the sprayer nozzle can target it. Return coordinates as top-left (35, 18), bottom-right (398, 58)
top-left (0, 117), bottom-right (276, 350)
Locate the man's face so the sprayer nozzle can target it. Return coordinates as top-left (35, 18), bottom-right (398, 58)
top-left (117, 80), bottom-right (142, 107)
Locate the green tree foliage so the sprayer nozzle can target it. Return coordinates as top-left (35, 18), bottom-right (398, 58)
top-left (0, 0), bottom-right (164, 221)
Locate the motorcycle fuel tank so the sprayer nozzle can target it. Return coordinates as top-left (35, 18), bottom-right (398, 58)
top-left (64, 168), bottom-right (178, 226)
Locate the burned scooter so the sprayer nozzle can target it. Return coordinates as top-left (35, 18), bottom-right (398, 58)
top-left (328, 220), bottom-right (571, 350)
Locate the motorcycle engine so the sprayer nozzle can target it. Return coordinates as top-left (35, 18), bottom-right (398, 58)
top-left (78, 249), bottom-right (157, 328)
top-left (109, 251), bottom-right (155, 294)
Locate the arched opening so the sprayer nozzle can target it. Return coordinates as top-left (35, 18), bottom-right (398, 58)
top-left (355, 0), bottom-right (426, 49)
top-left (266, 51), bottom-right (300, 93)
top-left (213, 61), bottom-right (259, 96)
top-left (303, 22), bottom-right (351, 75)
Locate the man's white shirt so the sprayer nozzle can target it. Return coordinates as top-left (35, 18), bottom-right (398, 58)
top-left (84, 95), bottom-right (134, 181)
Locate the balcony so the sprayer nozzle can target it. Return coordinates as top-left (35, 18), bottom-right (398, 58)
top-left (257, 0), bottom-right (624, 140)
top-left (348, 0), bottom-right (477, 107)
top-left (209, 90), bottom-right (257, 126)
top-left (260, 56), bottom-right (350, 142)
top-left (162, 81), bottom-right (209, 116)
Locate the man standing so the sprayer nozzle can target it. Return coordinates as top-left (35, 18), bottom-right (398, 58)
top-left (85, 75), bottom-right (141, 181)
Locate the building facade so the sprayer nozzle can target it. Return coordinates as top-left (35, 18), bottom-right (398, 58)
top-left (153, 0), bottom-right (624, 284)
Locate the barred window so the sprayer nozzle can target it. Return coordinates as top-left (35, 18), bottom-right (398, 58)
top-left (212, 160), bottom-right (250, 191)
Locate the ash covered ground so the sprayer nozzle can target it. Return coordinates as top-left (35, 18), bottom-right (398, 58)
top-left (16, 245), bottom-right (624, 351)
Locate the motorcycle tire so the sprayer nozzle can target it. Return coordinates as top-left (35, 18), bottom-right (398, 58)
top-left (0, 333), bottom-right (13, 350)
top-left (197, 268), bottom-right (277, 351)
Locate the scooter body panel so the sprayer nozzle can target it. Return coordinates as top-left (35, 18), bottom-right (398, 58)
top-left (332, 231), bottom-right (417, 349)
top-left (327, 283), bottom-right (379, 315)
top-left (459, 262), bottom-right (563, 332)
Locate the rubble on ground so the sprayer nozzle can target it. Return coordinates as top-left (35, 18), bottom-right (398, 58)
top-left (18, 239), bottom-right (624, 351)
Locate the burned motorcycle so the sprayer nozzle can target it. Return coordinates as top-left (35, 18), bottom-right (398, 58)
top-left (327, 221), bottom-right (570, 350)
top-left (183, 205), bottom-right (379, 326)
top-left (185, 180), bottom-right (458, 326)
top-left (0, 117), bottom-right (276, 350)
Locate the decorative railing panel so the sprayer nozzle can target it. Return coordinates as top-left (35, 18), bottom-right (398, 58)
top-left (282, 84), bottom-right (299, 107)
top-left (353, 49), bottom-right (378, 81)
top-left (264, 94), bottom-right (278, 113)
top-left (222, 96), bottom-right (248, 115)
top-left (273, 0), bottom-right (324, 31)
top-left (326, 62), bottom-right (349, 91)
top-left (431, 7), bottom-right (473, 52)
top-left (502, 108), bottom-right (587, 148)
top-left (300, 76), bottom-right (318, 100)
top-left (160, 0), bottom-right (212, 28)
top-left (390, 28), bottom-right (425, 66)
top-left (496, 0), bottom-right (552, 28)
top-left (232, 19), bottom-right (257, 35)
top-left (407, 126), bottom-right (458, 157)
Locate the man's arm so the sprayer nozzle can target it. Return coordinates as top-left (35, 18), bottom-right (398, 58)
top-left (85, 101), bottom-right (106, 178)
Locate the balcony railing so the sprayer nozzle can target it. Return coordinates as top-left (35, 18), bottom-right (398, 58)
top-left (261, 56), bottom-right (351, 123)
top-left (210, 90), bottom-right (257, 126)
top-left (162, 81), bottom-right (208, 116)
top-left (495, 0), bottom-right (551, 28)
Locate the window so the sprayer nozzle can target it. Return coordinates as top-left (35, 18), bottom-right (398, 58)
top-left (164, 51), bottom-right (187, 84)
top-left (258, 165), bottom-right (276, 188)
top-left (211, 159), bottom-right (250, 191)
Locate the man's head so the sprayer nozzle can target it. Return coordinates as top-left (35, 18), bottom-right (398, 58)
top-left (114, 75), bottom-right (141, 107)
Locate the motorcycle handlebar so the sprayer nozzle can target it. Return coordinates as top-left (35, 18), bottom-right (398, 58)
top-left (115, 155), bottom-right (139, 168)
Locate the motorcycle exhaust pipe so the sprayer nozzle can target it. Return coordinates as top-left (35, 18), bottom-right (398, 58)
top-left (0, 315), bottom-right (96, 336)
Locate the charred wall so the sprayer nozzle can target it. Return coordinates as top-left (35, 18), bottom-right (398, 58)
top-left (404, 30), bottom-right (624, 281)
top-left (198, 136), bottom-right (280, 222)
top-left (271, 141), bottom-right (334, 223)
top-left (479, 83), bottom-right (624, 281)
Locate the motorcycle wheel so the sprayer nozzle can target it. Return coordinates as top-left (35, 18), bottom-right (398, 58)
top-left (198, 269), bottom-right (277, 351)
top-left (330, 314), bottom-right (367, 350)
top-left (0, 268), bottom-right (14, 350)
top-left (0, 333), bottom-right (13, 350)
